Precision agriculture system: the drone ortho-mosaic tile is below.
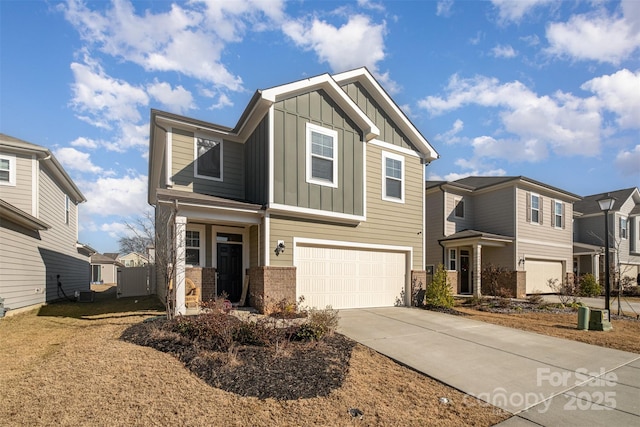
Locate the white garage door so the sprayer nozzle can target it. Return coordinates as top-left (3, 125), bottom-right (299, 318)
top-left (526, 260), bottom-right (564, 294)
top-left (296, 246), bottom-right (406, 309)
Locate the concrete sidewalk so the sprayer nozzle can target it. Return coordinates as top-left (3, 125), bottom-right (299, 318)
top-left (541, 295), bottom-right (640, 316)
top-left (337, 307), bottom-right (640, 426)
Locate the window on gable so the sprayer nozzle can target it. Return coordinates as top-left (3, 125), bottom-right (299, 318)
top-left (185, 230), bottom-right (202, 266)
top-left (454, 198), bottom-right (464, 218)
top-left (553, 200), bottom-right (563, 228)
top-left (0, 154), bottom-right (16, 186)
top-left (382, 151), bottom-right (404, 203)
top-left (620, 217), bottom-right (627, 239)
top-left (195, 136), bottom-right (222, 181)
top-left (530, 193), bottom-right (540, 224)
top-left (64, 195), bottom-right (70, 225)
top-left (306, 123), bottom-right (338, 188)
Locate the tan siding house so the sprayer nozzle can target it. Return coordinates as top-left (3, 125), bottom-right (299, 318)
top-left (426, 177), bottom-right (580, 297)
top-left (0, 134), bottom-right (91, 315)
top-left (148, 68), bottom-right (438, 315)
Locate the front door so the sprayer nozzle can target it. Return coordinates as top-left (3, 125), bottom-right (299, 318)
top-left (217, 243), bottom-right (243, 302)
top-left (460, 250), bottom-right (470, 294)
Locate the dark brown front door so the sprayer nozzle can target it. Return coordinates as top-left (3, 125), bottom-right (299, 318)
top-left (217, 243), bottom-right (243, 302)
top-left (460, 250), bottom-right (470, 294)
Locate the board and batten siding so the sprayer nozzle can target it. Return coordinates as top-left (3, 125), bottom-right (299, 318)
top-left (0, 151), bottom-right (33, 214)
top-left (425, 190), bottom-right (445, 267)
top-left (244, 116), bottom-right (269, 205)
top-left (269, 143), bottom-right (424, 269)
top-left (341, 81), bottom-right (415, 151)
top-left (0, 167), bottom-right (89, 312)
top-left (272, 90), bottom-right (364, 216)
top-left (170, 127), bottom-right (245, 200)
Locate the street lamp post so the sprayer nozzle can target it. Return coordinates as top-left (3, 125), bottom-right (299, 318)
top-left (597, 194), bottom-right (616, 322)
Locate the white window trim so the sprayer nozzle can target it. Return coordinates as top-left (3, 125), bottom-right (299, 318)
top-left (185, 224), bottom-right (206, 267)
top-left (382, 151), bottom-right (405, 203)
top-left (194, 133), bottom-right (223, 182)
top-left (449, 248), bottom-right (457, 271)
top-left (620, 216), bottom-right (628, 240)
top-left (530, 192), bottom-right (541, 225)
top-left (454, 196), bottom-right (464, 218)
top-left (553, 200), bottom-right (563, 229)
top-left (0, 153), bottom-right (16, 186)
top-left (306, 122), bottom-right (338, 188)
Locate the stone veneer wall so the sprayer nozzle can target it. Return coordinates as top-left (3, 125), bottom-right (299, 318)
top-left (185, 267), bottom-right (217, 303)
top-left (248, 266), bottom-right (296, 313)
top-left (481, 270), bottom-right (526, 298)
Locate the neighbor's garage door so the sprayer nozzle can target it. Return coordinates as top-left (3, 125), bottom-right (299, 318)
top-left (526, 260), bottom-right (563, 294)
top-left (296, 246), bottom-right (406, 309)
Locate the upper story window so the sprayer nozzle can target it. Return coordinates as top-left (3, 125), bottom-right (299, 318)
top-left (195, 136), bottom-right (223, 181)
top-left (529, 192), bottom-right (541, 224)
top-left (64, 195), bottom-right (70, 225)
top-left (382, 151), bottom-right (404, 203)
top-left (553, 200), bottom-right (563, 228)
top-left (454, 197), bottom-right (464, 218)
top-left (620, 217), bottom-right (627, 239)
top-left (306, 123), bottom-right (338, 188)
top-left (0, 153), bottom-right (16, 186)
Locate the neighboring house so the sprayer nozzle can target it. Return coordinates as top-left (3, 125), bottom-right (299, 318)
top-left (90, 253), bottom-right (124, 284)
top-left (425, 176), bottom-right (581, 297)
top-left (148, 67), bottom-right (439, 315)
top-left (0, 133), bottom-right (90, 314)
top-left (573, 187), bottom-right (640, 285)
top-left (118, 252), bottom-right (149, 267)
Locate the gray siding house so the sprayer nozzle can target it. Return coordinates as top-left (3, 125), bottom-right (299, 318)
top-left (0, 134), bottom-right (91, 315)
top-left (573, 187), bottom-right (640, 285)
top-left (426, 177), bottom-right (580, 297)
top-left (148, 68), bottom-right (439, 315)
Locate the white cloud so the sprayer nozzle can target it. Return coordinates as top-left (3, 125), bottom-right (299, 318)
top-left (615, 144), bottom-right (640, 177)
top-left (209, 93), bottom-right (234, 110)
top-left (283, 14), bottom-right (386, 73)
top-left (581, 69), bottom-right (640, 129)
top-left (147, 80), bottom-right (194, 114)
top-left (491, 44), bottom-right (517, 58)
top-left (435, 119), bottom-right (464, 144)
top-left (70, 136), bottom-right (99, 149)
top-left (54, 147), bottom-right (103, 174)
top-left (491, 0), bottom-right (554, 23)
top-left (436, 0), bottom-right (454, 17)
top-left (70, 58), bottom-right (149, 126)
top-left (80, 174), bottom-right (149, 218)
top-left (545, 8), bottom-right (640, 65)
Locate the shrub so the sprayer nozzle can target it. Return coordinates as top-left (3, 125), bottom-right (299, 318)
top-left (578, 273), bottom-right (601, 297)
top-left (548, 277), bottom-right (578, 306)
top-left (172, 311), bottom-right (240, 352)
top-left (302, 306), bottom-right (339, 340)
top-left (496, 287), bottom-right (512, 308)
top-left (425, 264), bottom-right (454, 309)
top-left (527, 291), bottom-right (544, 306)
top-left (481, 264), bottom-right (509, 296)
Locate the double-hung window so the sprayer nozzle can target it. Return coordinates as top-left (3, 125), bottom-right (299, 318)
top-left (620, 217), bottom-right (628, 239)
top-left (530, 193), bottom-right (540, 224)
top-left (185, 229), bottom-right (203, 266)
top-left (454, 197), bottom-right (464, 218)
top-left (449, 249), bottom-right (457, 270)
top-left (0, 154), bottom-right (16, 186)
top-left (195, 136), bottom-right (222, 181)
top-left (306, 123), bottom-right (338, 187)
top-left (553, 200), bottom-right (563, 228)
top-left (382, 152), bottom-right (404, 203)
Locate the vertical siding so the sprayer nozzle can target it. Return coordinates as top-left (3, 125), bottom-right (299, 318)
top-left (171, 127), bottom-right (245, 200)
top-left (0, 152), bottom-right (33, 214)
top-left (0, 166), bottom-right (89, 312)
top-left (269, 143), bottom-right (424, 269)
top-left (341, 81), bottom-right (415, 151)
top-left (425, 190), bottom-right (445, 267)
top-left (245, 116), bottom-right (269, 204)
top-left (272, 90), bottom-right (364, 216)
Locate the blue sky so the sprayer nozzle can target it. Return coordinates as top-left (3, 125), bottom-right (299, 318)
top-left (1, 0), bottom-right (639, 254)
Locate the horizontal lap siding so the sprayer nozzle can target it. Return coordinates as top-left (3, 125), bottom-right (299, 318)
top-left (270, 143), bottom-right (424, 269)
top-left (0, 152), bottom-right (33, 214)
top-left (425, 191), bottom-right (444, 267)
top-left (444, 191), bottom-right (474, 235)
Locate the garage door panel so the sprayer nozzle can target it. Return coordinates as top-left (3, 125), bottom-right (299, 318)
top-left (526, 260), bottom-right (563, 294)
top-left (296, 246), bottom-right (406, 309)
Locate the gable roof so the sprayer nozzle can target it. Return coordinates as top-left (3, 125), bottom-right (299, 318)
top-left (91, 253), bottom-right (124, 266)
top-left (574, 187), bottom-right (640, 216)
top-left (0, 133), bottom-right (86, 203)
top-left (428, 176), bottom-right (581, 201)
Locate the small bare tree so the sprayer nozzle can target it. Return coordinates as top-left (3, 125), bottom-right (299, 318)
top-left (118, 210), bottom-right (155, 254)
top-left (153, 203), bottom-right (181, 319)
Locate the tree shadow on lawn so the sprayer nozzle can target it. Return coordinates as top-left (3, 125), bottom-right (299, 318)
top-left (37, 286), bottom-right (165, 320)
top-left (120, 319), bottom-right (356, 400)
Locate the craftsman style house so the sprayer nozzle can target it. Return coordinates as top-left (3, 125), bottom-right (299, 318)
top-left (426, 177), bottom-right (581, 297)
top-left (0, 134), bottom-right (91, 315)
top-left (148, 68), bottom-right (438, 315)
top-left (573, 187), bottom-right (640, 285)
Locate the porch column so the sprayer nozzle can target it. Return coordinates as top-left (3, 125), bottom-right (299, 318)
top-left (473, 244), bottom-right (482, 298)
top-left (175, 215), bottom-right (187, 316)
top-left (593, 253), bottom-right (600, 282)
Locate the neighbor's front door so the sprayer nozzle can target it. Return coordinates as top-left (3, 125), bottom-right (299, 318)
top-left (460, 250), bottom-right (470, 294)
top-left (216, 242), bottom-right (243, 302)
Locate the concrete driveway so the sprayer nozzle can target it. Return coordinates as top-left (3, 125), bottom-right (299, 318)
top-left (337, 307), bottom-right (640, 426)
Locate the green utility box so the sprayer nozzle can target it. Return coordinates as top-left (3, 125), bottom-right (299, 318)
top-left (577, 306), bottom-right (590, 330)
top-left (589, 309), bottom-right (612, 331)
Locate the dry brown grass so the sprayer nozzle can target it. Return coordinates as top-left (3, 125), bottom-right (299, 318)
top-left (0, 286), bottom-right (508, 427)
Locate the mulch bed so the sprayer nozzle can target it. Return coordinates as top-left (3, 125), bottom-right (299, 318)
top-left (121, 318), bottom-right (355, 400)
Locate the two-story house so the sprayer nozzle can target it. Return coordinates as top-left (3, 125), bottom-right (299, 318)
top-left (148, 68), bottom-right (438, 315)
top-left (0, 134), bottom-right (90, 315)
top-left (573, 187), bottom-right (640, 285)
top-left (426, 176), bottom-right (581, 297)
